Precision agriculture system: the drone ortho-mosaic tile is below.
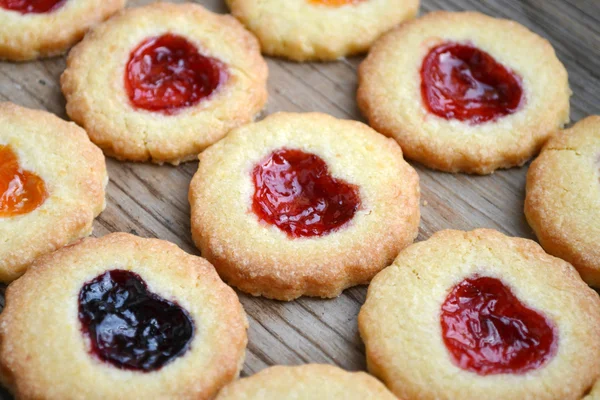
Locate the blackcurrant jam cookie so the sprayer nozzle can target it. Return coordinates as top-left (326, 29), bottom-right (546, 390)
top-left (525, 116), bottom-right (600, 288)
top-left (189, 112), bottom-right (420, 301)
top-left (0, 0), bottom-right (125, 61)
top-left (357, 11), bottom-right (571, 174)
top-left (215, 364), bottom-right (397, 399)
top-left (61, 2), bottom-right (268, 164)
top-left (225, 0), bottom-right (419, 61)
top-left (0, 102), bottom-right (106, 282)
top-left (359, 229), bottom-right (600, 400)
top-left (0, 233), bottom-right (248, 399)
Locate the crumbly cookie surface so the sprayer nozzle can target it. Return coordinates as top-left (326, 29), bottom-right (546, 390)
top-left (357, 11), bottom-right (571, 174)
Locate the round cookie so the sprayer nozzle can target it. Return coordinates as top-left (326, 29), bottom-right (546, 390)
top-left (0, 233), bottom-right (248, 400)
top-left (359, 229), bottom-right (600, 400)
top-left (0, 102), bottom-right (106, 282)
top-left (189, 112), bottom-right (420, 301)
top-left (0, 0), bottom-right (125, 61)
top-left (525, 116), bottom-right (600, 287)
top-left (226, 0), bottom-right (419, 61)
top-left (61, 2), bottom-right (268, 164)
top-left (357, 11), bottom-right (571, 174)
top-left (215, 364), bottom-right (397, 399)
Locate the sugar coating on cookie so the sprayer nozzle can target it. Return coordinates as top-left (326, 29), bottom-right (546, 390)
top-left (357, 11), bottom-right (571, 174)
top-left (525, 116), bottom-right (600, 287)
top-left (215, 364), bottom-right (397, 399)
top-left (359, 229), bottom-right (600, 400)
top-left (189, 112), bottom-right (420, 301)
top-left (0, 233), bottom-right (248, 399)
top-left (0, 0), bottom-right (125, 61)
top-left (61, 2), bottom-right (268, 164)
top-left (0, 102), bottom-right (107, 282)
top-left (226, 0), bottom-right (419, 61)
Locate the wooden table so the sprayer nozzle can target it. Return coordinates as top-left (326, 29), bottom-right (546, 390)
top-left (0, 0), bottom-right (598, 397)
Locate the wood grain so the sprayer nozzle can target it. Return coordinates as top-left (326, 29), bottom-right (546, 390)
top-left (0, 0), bottom-right (598, 397)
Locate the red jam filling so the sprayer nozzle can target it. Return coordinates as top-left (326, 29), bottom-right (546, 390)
top-left (441, 276), bottom-right (556, 375)
top-left (78, 270), bottom-right (194, 372)
top-left (0, 0), bottom-right (65, 14)
top-left (421, 43), bottom-right (524, 124)
top-left (252, 148), bottom-right (360, 238)
top-left (125, 33), bottom-right (227, 115)
top-left (308, 0), bottom-right (364, 6)
top-left (0, 145), bottom-right (47, 217)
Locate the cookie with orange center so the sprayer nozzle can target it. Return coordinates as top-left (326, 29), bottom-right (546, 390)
top-left (357, 11), bottom-right (571, 174)
top-left (0, 0), bottom-right (125, 61)
top-left (189, 112), bottom-right (420, 301)
top-left (61, 2), bottom-right (268, 164)
top-left (0, 102), bottom-right (107, 282)
top-left (225, 0), bottom-right (419, 61)
top-left (359, 229), bottom-right (600, 400)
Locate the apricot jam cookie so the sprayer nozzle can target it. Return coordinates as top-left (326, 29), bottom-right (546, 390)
top-left (0, 102), bottom-right (106, 282)
top-left (359, 229), bottom-right (600, 400)
top-left (216, 364), bottom-right (397, 399)
top-left (226, 0), bottom-right (419, 61)
top-left (525, 116), bottom-right (600, 288)
top-left (357, 11), bottom-right (571, 174)
top-left (189, 112), bottom-right (420, 301)
top-left (61, 2), bottom-right (268, 164)
top-left (0, 0), bottom-right (125, 61)
top-left (0, 233), bottom-right (248, 399)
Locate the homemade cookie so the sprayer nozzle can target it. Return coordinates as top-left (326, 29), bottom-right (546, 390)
top-left (525, 116), bottom-right (600, 287)
top-left (61, 2), bottom-right (268, 164)
top-left (0, 233), bottom-right (248, 400)
top-left (215, 364), bottom-right (397, 399)
top-left (0, 102), bottom-right (106, 282)
top-left (359, 229), bottom-right (600, 400)
top-left (189, 112), bottom-right (420, 301)
top-left (226, 0), bottom-right (419, 61)
top-left (357, 11), bottom-right (571, 174)
top-left (0, 0), bottom-right (125, 61)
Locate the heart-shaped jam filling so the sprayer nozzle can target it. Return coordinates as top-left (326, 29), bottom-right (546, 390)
top-left (308, 0), bottom-right (364, 6)
top-left (78, 270), bottom-right (194, 372)
top-left (252, 148), bottom-right (360, 238)
top-left (125, 33), bottom-right (227, 115)
top-left (0, 0), bottom-right (65, 14)
top-left (0, 145), bottom-right (47, 217)
top-left (421, 43), bottom-right (524, 124)
top-left (441, 276), bottom-right (556, 375)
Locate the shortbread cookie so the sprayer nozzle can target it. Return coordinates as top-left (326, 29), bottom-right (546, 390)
top-left (525, 116), bottom-right (600, 287)
top-left (189, 112), bottom-right (420, 301)
top-left (0, 0), bottom-right (125, 61)
top-left (216, 364), bottom-right (397, 399)
top-left (226, 0), bottom-right (419, 61)
top-left (0, 233), bottom-right (248, 399)
top-left (0, 102), bottom-right (106, 282)
top-left (359, 229), bottom-right (600, 400)
top-left (357, 11), bottom-right (571, 174)
top-left (61, 2), bottom-right (268, 164)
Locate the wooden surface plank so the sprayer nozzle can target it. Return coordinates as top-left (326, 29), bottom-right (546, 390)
top-left (0, 0), bottom-right (599, 397)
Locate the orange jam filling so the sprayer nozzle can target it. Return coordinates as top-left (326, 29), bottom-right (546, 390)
top-left (308, 0), bottom-right (363, 6)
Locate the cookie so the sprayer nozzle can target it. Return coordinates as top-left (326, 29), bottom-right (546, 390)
top-left (61, 2), bottom-right (268, 164)
top-left (189, 112), bottom-right (420, 301)
top-left (0, 102), bottom-right (107, 282)
top-left (0, 0), bottom-right (125, 61)
top-left (525, 116), bottom-right (600, 287)
top-left (0, 233), bottom-right (248, 400)
top-left (215, 364), bottom-right (397, 399)
top-left (357, 11), bottom-right (571, 174)
top-left (359, 229), bottom-right (600, 400)
top-left (226, 0), bottom-right (419, 61)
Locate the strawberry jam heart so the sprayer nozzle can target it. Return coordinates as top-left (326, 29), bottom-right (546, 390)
top-left (441, 276), bottom-right (556, 375)
top-left (308, 0), bottom-right (363, 6)
top-left (0, 0), bottom-right (65, 14)
top-left (78, 270), bottom-right (194, 372)
top-left (0, 145), bottom-right (47, 217)
top-left (421, 43), bottom-right (524, 124)
top-left (252, 148), bottom-right (361, 238)
top-left (125, 33), bottom-right (227, 115)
